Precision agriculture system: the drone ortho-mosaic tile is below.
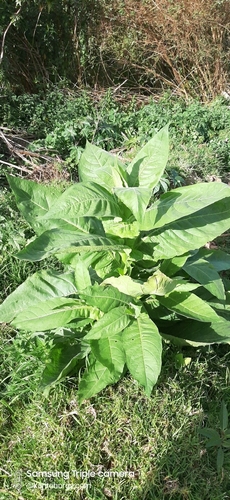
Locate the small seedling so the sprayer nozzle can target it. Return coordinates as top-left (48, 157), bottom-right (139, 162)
top-left (174, 353), bottom-right (192, 370)
top-left (199, 401), bottom-right (230, 473)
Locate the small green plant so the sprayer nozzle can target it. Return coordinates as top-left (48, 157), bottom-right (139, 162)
top-left (1, 125), bottom-right (230, 403)
top-left (199, 401), bottom-right (230, 473)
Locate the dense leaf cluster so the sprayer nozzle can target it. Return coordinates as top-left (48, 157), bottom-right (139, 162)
top-left (1, 126), bottom-right (230, 401)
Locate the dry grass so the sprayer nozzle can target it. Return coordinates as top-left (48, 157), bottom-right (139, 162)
top-left (95, 0), bottom-right (230, 99)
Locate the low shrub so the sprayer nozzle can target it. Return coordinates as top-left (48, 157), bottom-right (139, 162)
top-left (1, 126), bottom-right (230, 402)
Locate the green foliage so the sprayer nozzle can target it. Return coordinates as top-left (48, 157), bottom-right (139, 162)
top-left (0, 0), bottom-right (96, 91)
top-left (2, 90), bottom-right (230, 188)
top-left (199, 401), bottom-right (230, 473)
top-left (1, 126), bottom-right (230, 402)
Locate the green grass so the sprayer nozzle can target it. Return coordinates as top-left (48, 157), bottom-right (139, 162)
top-left (0, 336), bottom-right (230, 499)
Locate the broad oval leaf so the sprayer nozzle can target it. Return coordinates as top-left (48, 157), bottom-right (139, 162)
top-left (161, 317), bottom-right (230, 344)
top-left (41, 343), bottom-right (89, 387)
top-left (160, 254), bottom-right (190, 277)
top-left (122, 313), bottom-right (162, 396)
top-left (79, 284), bottom-right (133, 312)
top-left (16, 229), bottom-right (127, 261)
top-left (41, 182), bottom-right (122, 221)
top-left (143, 198), bottom-right (230, 260)
top-left (114, 187), bottom-right (151, 223)
top-left (183, 258), bottom-right (225, 301)
top-left (0, 270), bottom-right (77, 324)
top-left (141, 182), bottom-right (230, 231)
top-left (57, 249), bottom-right (123, 280)
top-left (37, 216), bottom-right (106, 237)
top-left (102, 276), bottom-right (143, 298)
top-left (159, 291), bottom-right (220, 322)
top-left (78, 355), bottom-right (122, 403)
top-left (84, 306), bottom-right (131, 340)
top-left (199, 428), bottom-right (221, 440)
top-left (206, 438), bottom-right (222, 448)
top-left (191, 248), bottom-right (230, 272)
top-left (90, 333), bottom-right (125, 373)
top-left (127, 125), bottom-right (169, 190)
top-left (142, 270), bottom-right (181, 296)
top-left (7, 174), bottom-right (62, 232)
top-left (11, 298), bottom-right (101, 332)
top-left (74, 261), bottom-right (92, 291)
top-left (103, 219), bottom-right (140, 238)
top-left (79, 142), bottom-right (125, 190)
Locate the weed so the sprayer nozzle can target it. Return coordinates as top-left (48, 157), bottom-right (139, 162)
top-left (199, 401), bottom-right (230, 473)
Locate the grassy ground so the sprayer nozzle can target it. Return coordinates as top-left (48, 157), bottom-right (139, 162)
top-left (0, 328), bottom-right (230, 499)
top-left (1, 92), bottom-right (230, 499)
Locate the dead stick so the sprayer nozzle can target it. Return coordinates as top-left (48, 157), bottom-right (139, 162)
top-left (0, 160), bottom-right (32, 174)
top-left (0, 7), bottom-right (21, 64)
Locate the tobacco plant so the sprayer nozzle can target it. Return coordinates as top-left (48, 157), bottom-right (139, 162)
top-left (1, 125), bottom-right (230, 402)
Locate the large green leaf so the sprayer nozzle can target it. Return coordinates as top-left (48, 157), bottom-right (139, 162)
top-left (162, 317), bottom-right (230, 344)
top-left (142, 270), bottom-right (182, 296)
top-left (183, 258), bottom-right (225, 300)
top-left (141, 182), bottom-right (230, 231)
top-left (103, 219), bottom-right (140, 239)
top-left (190, 248), bottom-right (230, 272)
top-left (160, 254), bottom-right (189, 276)
top-left (103, 272), bottom-right (184, 297)
top-left (78, 355), bottom-right (122, 403)
top-left (113, 187), bottom-right (152, 223)
top-left (11, 298), bottom-right (101, 332)
top-left (143, 198), bottom-right (230, 260)
top-left (144, 297), bottom-right (178, 323)
top-left (40, 182), bottom-right (122, 221)
top-left (170, 282), bottom-right (200, 292)
top-left (58, 250), bottom-right (123, 280)
top-left (84, 306), bottom-right (131, 340)
top-left (79, 284), bottom-right (133, 313)
top-left (74, 261), bottom-right (92, 291)
top-left (78, 142), bottom-right (125, 190)
top-left (37, 216), bottom-right (106, 237)
top-left (102, 276), bottom-right (143, 297)
top-left (87, 251), bottom-right (122, 280)
top-left (127, 125), bottom-right (169, 190)
top-left (91, 333), bottom-right (125, 373)
top-left (159, 291), bottom-right (220, 322)
top-left (16, 229), bottom-right (127, 261)
top-left (122, 313), bottom-right (162, 396)
top-left (207, 291), bottom-right (230, 313)
top-left (0, 270), bottom-right (77, 323)
top-left (7, 174), bottom-right (62, 232)
top-left (8, 173), bottom-right (109, 236)
top-left (41, 343), bottom-right (89, 387)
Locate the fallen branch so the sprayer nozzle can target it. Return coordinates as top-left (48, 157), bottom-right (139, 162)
top-left (0, 159), bottom-right (32, 174)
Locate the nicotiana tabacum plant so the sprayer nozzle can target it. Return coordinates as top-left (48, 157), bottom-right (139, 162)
top-left (1, 125), bottom-right (230, 402)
